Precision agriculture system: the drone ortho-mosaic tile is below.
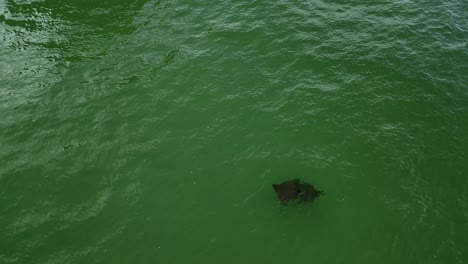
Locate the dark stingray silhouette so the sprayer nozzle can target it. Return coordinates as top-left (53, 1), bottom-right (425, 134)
top-left (272, 179), bottom-right (324, 204)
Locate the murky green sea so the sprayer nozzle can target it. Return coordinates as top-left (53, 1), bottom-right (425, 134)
top-left (1, 0), bottom-right (468, 263)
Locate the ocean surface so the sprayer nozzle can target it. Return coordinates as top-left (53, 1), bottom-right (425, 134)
top-left (1, 0), bottom-right (467, 263)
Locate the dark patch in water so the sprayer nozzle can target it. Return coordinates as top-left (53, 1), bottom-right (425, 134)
top-left (272, 179), bottom-right (324, 204)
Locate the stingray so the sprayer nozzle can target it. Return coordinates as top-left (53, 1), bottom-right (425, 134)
top-left (272, 179), bottom-right (324, 204)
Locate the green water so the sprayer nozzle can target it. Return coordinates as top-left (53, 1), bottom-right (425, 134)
top-left (1, 0), bottom-right (468, 263)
